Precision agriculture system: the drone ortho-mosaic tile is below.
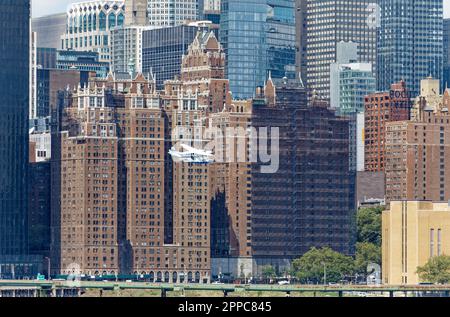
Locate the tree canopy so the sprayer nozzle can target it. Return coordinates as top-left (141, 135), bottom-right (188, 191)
top-left (357, 206), bottom-right (383, 246)
top-left (261, 265), bottom-right (276, 281)
top-left (292, 247), bottom-right (355, 284)
top-left (417, 256), bottom-right (450, 284)
top-left (354, 242), bottom-right (381, 274)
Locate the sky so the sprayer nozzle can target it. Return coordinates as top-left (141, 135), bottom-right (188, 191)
top-left (32, 0), bottom-right (450, 18)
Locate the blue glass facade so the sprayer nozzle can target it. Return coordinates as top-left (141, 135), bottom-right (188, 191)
top-left (444, 19), bottom-right (450, 88)
top-left (266, 0), bottom-right (296, 81)
top-left (142, 25), bottom-right (200, 88)
top-left (377, 0), bottom-right (443, 97)
top-left (56, 50), bottom-right (109, 78)
top-left (221, 0), bottom-right (296, 99)
top-left (0, 0), bottom-right (30, 259)
top-left (220, 0), bottom-right (268, 99)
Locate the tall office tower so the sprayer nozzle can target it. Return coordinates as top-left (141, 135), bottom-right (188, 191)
top-left (180, 30), bottom-right (231, 113)
top-left (29, 120), bottom-right (52, 263)
top-left (295, 0), bottom-right (307, 85)
top-left (28, 161), bottom-right (51, 260)
top-left (330, 43), bottom-right (375, 172)
top-left (147, 0), bottom-right (200, 27)
top-left (305, 0), bottom-right (377, 100)
top-left (0, 0), bottom-right (33, 277)
top-left (61, 1), bottom-right (125, 64)
top-left (332, 64), bottom-right (375, 115)
top-left (111, 25), bottom-right (152, 75)
top-left (110, 0), bottom-right (150, 75)
top-left (385, 78), bottom-right (450, 203)
top-left (330, 42), bottom-right (376, 114)
top-left (444, 19), bottom-right (450, 88)
top-left (32, 13), bottom-right (67, 49)
top-left (364, 81), bottom-right (411, 172)
top-left (142, 21), bottom-right (212, 88)
top-left (30, 32), bottom-right (38, 120)
top-left (266, 0), bottom-right (296, 81)
top-left (220, 0), bottom-right (296, 99)
top-left (378, 0), bottom-right (443, 98)
top-left (51, 73), bottom-right (166, 275)
top-left (251, 79), bottom-right (355, 273)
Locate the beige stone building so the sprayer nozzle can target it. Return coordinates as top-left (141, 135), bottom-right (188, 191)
top-left (382, 201), bottom-right (450, 285)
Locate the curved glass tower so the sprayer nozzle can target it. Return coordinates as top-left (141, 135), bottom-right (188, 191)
top-left (0, 0), bottom-right (30, 270)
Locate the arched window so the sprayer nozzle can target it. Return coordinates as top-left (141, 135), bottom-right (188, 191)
top-left (92, 13), bottom-right (97, 31)
top-left (73, 16), bottom-right (78, 34)
top-left (99, 11), bottom-right (107, 31)
top-left (172, 272), bottom-right (178, 283)
top-left (68, 17), bottom-right (73, 34)
top-left (82, 14), bottom-right (87, 32)
top-left (76, 15), bottom-right (82, 33)
top-left (195, 272), bottom-right (201, 283)
top-left (88, 14), bottom-right (92, 32)
top-left (108, 13), bottom-right (116, 29)
top-left (117, 13), bottom-right (124, 27)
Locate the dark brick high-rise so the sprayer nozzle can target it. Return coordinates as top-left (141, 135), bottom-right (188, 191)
top-left (251, 79), bottom-right (356, 271)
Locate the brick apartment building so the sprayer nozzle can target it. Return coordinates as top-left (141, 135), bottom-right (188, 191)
top-left (385, 77), bottom-right (450, 203)
top-left (364, 80), bottom-right (411, 172)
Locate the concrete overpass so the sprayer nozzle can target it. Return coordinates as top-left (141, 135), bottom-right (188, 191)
top-left (1, 280), bottom-right (450, 297)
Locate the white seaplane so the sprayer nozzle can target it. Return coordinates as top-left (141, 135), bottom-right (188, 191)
top-left (169, 144), bottom-right (214, 164)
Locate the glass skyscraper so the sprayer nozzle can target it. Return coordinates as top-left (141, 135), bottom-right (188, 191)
top-left (220, 0), bottom-right (296, 99)
top-left (304, 0), bottom-right (377, 101)
top-left (266, 0), bottom-right (296, 81)
top-left (444, 19), bottom-right (450, 88)
top-left (377, 0), bottom-right (443, 97)
top-left (142, 23), bottom-right (204, 88)
top-left (0, 0), bottom-right (30, 273)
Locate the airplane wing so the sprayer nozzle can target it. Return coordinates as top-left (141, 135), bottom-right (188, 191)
top-left (180, 144), bottom-right (213, 156)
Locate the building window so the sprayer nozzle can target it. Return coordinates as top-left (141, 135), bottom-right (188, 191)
top-left (99, 11), bottom-right (107, 31)
top-left (430, 229), bottom-right (435, 258)
top-left (108, 13), bottom-right (116, 29)
top-left (117, 13), bottom-right (124, 27)
top-left (438, 229), bottom-right (442, 256)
